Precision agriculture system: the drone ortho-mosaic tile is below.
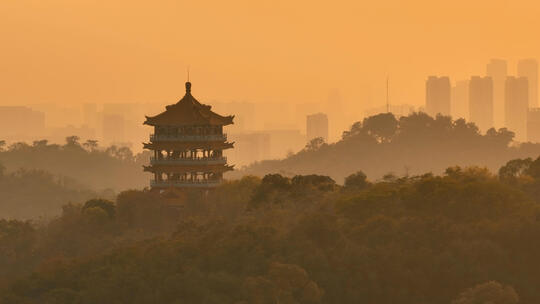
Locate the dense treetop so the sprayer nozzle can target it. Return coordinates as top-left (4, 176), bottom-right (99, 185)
top-left (2, 115), bottom-right (540, 303)
top-left (237, 112), bottom-right (540, 182)
top-left (0, 136), bottom-right (150, 191)
top-left (1, 155), bottom-right (540, 303)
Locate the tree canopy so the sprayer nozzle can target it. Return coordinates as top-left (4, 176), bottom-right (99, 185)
top-left (237, 112), bottom-right (540, 183)
top-left (2, 159), bottom-right (540, 303)
top-left (0, 137), bottom-right (150, 192)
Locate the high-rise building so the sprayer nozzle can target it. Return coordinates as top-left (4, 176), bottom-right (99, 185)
top-left (469, 76), bottom-right (494, 132)
top-left (451, 80), bottom-right (469, 120)
top-left (306, 113), bottom-right (329, 142)
top-left (505, 76), bottom-right (529, 141)
top-left (425, 76), bottom-right (451, 117)
top-left (211, 101), bottom-right (256, 133)
top-left (83, 103), bottom-right (99, 128)
top-left (262, 129), bottom-right (305, 159)
top-left (527, 108), bottom-right (540, 143)
top-left (325, 88), bottom-right (344, 141)
top-left (0, 106), bottom-right (45, 141)
top-left (486, 59), bottom-right (507, 127)
top-left (102, 114), bottom-right (126, 145)
top-left (227, 132), bottom-right (271, 166)
top-left (517, 59), bottom-right (538, 108)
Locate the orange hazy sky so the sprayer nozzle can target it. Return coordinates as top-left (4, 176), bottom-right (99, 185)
top-left (1, 0), bottom-right (539, 111)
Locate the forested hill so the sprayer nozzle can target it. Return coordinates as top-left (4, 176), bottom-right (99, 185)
top-left (1, 157), bottom-right (540, 303)
top-left (236, 112), bottom-right (540, 182)
top-left (0, 137), bottom-right (149, 191)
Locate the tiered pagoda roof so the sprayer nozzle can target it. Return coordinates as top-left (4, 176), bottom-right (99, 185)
top-left (144, 82), bottom-right (234, 127)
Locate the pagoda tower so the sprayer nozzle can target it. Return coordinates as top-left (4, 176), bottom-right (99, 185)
top-left (143, 82), bottom-right (234, 189)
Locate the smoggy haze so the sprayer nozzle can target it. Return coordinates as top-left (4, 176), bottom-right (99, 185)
top-left (1, 0), bottom-right (539, 110)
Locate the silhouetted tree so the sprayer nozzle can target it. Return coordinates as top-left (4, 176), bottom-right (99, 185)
top-left (526, 155), bottom-right (540, 179)
top-left (344, 171), bottom-right (369, 190)
top-left (267, 262), bottom-right (324, 303)
top-left (305, 137), bottom-right (326, 151)
top-left (82, 198), bottom-right (115, 219)
top-left (0, 220), bottom-right (35, 277)
top-left (291, 174), bottom-right (336, 192)
top-left (83, 139), bottom-right (99, 151)
top-left (452, 281), bottom-right (519, 304)
top-left (499, 158), bottom-right (533, 183)
top-left (362, 112), bottom-right (398, 142)
top-left (341, 121), bottom-right (364, 140)
top-left (64, 136), bottom-right (81, 147)
top-left (32, 139), bottom-right (49, 148)
top-left (249, 174), bottom-right (291, 208)
top-left (115, 146), bottom-right (134, 161)
top-left (486, 127), bottom-right (515, 147)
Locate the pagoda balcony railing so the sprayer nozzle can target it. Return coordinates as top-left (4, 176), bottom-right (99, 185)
top-left (150, 156), bottom-right (227, 165)
top-left (150, 179), bottom-right (221, 188)
top-left (150, 134), bottom-right (227, 142)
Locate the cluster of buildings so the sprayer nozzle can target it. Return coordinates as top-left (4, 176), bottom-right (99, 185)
top-left (0, 106), bottom-right (46, 142)
top-left (224, 112), bottom-right (329, 167)
top-left (208, 101), bottom-right (331, 166)
top-left (426, 59), bottom-right (540, 141)
top-left (0, 97), bottom-right (332, 167)
top-left (0, 102), bottom-right (161, 149)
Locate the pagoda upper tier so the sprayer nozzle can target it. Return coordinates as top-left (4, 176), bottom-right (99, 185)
top-left (144, 82), bottom-right (234, 127)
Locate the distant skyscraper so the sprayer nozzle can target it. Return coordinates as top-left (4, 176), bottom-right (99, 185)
top-left (306, 113), bottom-right (329, 142)
top-left (425, 76), bottom-right (451, 117)
top-left (102, 114), bottom-right (126, 145)
top-left (227, 132), bottom-right (271, 166)
top-left (469, 76), bottom-right (494, 132)
top-left (325, 88), bottom-right (344, 141)
top-left (527, 108), bottom-right (540, 143)
top-left (505, 76), bottom-right (529, 141)
top-left (451, 80), bottom-right (469, 120)
top-left (0, 106), bottom-right (45, 141)
top-left (517, 59), bottom-right (538, 108)
top-left (83, 103), bottom-right (98, 128)
top-left (486, 59), bottom-right (507, 128)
